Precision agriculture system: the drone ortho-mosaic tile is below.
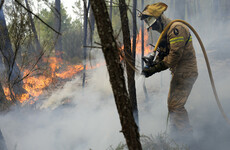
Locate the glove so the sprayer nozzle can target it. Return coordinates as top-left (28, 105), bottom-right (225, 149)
top-left (142, 66), bottom-right (157, 78)
top-left (142, 61), bottom-right (169, 78)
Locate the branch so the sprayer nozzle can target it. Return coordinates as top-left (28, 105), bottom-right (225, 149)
top-left (83, 45), bottom-right (102, 49)
top-left (14, 0), bottom-right (61, 35)
top-left (94, 42), bottom-right (102, 46)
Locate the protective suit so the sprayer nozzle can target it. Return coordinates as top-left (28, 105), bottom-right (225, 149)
top-left (163, 21), bottom-right (198, 136)
top-left (140, 2), bottom-right (198, 138)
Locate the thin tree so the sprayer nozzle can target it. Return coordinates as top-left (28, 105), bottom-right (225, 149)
top-left (25, 0), bottom-right (42, 55)
top-left (82, 0), bottom-right (90, 88)
top-left (88, 6), bottom-right (95, 66)
top-left (131, 0), bottom-right (138, 126)
top-left (141, 0), bottom-right (144, 69)
top-left (109, 0), bottom-right (112, 20)
top-left (0, 1), bottom-right (26, 103)
top-left (141, 0), bottom-right (149, 101)
top-left (54, 0), bottom-right (62, 57)
top-left (119, 0), bottom-right (139, 126)
top-left (0, 0), bottom-right (4, 9)
top-left (89, 7), bottom-right (95, 47)
top-left (90, 0), bottom-right (142, 149)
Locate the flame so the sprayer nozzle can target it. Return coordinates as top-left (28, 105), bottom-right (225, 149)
top-left (17, 93), bottom-right (30, 103)
top-left (3, 87), bottom-right (11, 100)
top-left (120, 29), bottom-right (153, 56)
top-left (3, 56), bottom-right (102, 104)
top-left (23, 71), bottom-right (52, 97)
top-left (135, 29), bottom-right (153, 55)
top-left (56, 65), bottom-right (84, 79)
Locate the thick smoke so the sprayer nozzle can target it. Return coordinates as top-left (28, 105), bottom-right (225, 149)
top-left (1, 1), bottom-right (230, 150)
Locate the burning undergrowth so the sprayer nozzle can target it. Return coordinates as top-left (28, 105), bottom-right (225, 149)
top-left (2, 55), bottom-right (102, 105)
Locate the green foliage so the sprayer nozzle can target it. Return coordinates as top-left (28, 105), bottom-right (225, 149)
top-left (61, 13), bottom-right (83, 63)
top-left (5, 1), bottom-right (30, 48)
top-left (73, 0), bottom-right (83, 21)
top-left (4, 0), bottom-right (32, 65)
top-left (35, 3), bottom-right (83, 63)
top-left (3, 0), bottom-right (84, 71)
top-left (35, 8), bottom-right (53, 45)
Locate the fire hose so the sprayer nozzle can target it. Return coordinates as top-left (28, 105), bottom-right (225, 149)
top-left (152, 19), bottom-right (230, 125)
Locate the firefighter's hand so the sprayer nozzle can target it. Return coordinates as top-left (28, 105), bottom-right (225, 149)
top-left (141, 66), bottom-right (157, 78)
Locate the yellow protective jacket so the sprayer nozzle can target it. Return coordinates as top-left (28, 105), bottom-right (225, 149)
top-left (162, 22), bottom-right (198, 77)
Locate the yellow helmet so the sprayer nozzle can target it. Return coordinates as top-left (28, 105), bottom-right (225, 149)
top-left (140, 2), bottom-right (168, 20)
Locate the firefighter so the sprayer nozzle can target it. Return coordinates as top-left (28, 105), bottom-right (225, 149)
top-left (140, 2), bottom-right (198, 140)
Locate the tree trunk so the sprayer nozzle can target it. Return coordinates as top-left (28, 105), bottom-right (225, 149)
top-left (0, 81), bottom-right (11, 112)
top-left (141, 0), bottom-right (149, 101)
top-left (119, 0), bottom-right (139, 127)
top-left (131, 0), bottom-right (138, 126)
top-left (0, 3), bottom-right (26, 103)
top-left (109, 0), bottom-right (113, 20)
top-left (141, 0), bottom-right (144, 69)
top-left (90, 0), bottom-right (142, 149)
top-left (88, 7), bottom-right (95, 66)
top-left (54, 0), bottom-right (62, 57)
top-left (82, 0), bottom-right (90, 88)
top-left (0, 129), bottom-right (7, 150)
top-left (0, 0), bottom-right (4, 10)
top-left (25, 0), bottom-right (42, 55)
top-left (89, 7), bottom-right (95, 46)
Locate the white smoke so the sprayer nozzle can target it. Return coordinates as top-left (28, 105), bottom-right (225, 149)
top-left (1, 1), bottom-right (230, 150)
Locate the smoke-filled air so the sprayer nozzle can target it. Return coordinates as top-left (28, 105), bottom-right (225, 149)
top-left (0, 0), bottom-right (230, 150)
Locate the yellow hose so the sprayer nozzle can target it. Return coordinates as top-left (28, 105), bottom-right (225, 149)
top-left (154, 19), bottom-right (230, 125)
